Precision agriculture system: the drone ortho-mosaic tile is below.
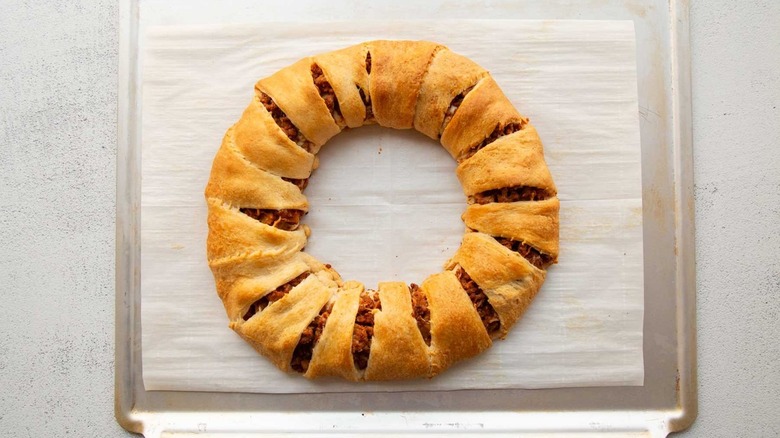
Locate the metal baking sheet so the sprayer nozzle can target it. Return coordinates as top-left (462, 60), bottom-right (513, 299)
top-left (116, 0), bottom-right (695, 436)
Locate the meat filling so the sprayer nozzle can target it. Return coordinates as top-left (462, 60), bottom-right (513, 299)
top-left (290, 303), bottom-right (332, 373)
top-left (352, 291), bottom-right (381, 370)
top-left (494, 237), bottom-right (554, 269)
top-left (358, 86), bottom-right (374, 122)
top-left (470, 185), bottom-right (551, 204)
top-left (455, 267), bottom-right (501, 334)
top-left (311, 64), bottom-right (345, 127)
top-left (460, 121), bottom-right (524, 161)
top-left (242, 272), bottom-right (311, 321)
top-left (359, 52), bottom-right (374, 122)
top-left (282, 177), bottom-right (309, 191)
top-left (258, 92), bottom-right (316, 153)
top-left (440, 85), bottom-right (475, 135)
top-left (239, 208), bottom-right (304, 231)
top-left (409, 283), bottom-right (432, 346)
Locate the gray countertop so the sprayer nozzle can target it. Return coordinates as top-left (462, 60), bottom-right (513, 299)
top-left (1, 0), bottom-right (778, 436)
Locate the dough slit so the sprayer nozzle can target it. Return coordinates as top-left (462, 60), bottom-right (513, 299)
top-left (280, 177), bottom-right (309, 192)
top-left (490, 236), bottom-right (554, 270)
top-left (205, 197), bottom-right (308, 265)
top-left (214, 255), bottom-right (312, 321)
top-left (455, 127), bottom-right (557, 199)
top-left (459, 120), bottom-right (525, 162)
top-left (290, 300), bottom-right (334, 373)
top-left (362, 282), bottom-right (432, 380)
top-left (238, 208), bottom-right (305, 231)
top-left (452, 265), bottom-right (501, 335)
top-left (232, 95), bottom-right (317, 179)
top-left (462, 198), bottom-right (560, 261)
top-left (469, 185), bottom-right (553, 204)
top-left (413, 49), bottom-right (489, 139)
top-left (409, 283), bottom-right (432, 346)
top-left (234, 275), bottom-right (335, 373)
top-left (310, 62), bottom-right (347, 129)
top-left (304, 282), bottom-right (363, 381)
top-left (256, 91), bottom-right (317, 153)
top-left (444, 232), bottom-right (546, 338)
top-left (242, 272), bottom-right (311, 321)
top-left (361, 50), bottom-right (374, 123)
top-left (439, 77), bottom-right (485, 137)
top-left (351, 290), bottom-right (381, 371)
top-left (223, 131), bottom-right (308, 198)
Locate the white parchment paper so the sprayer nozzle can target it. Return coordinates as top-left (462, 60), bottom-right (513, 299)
top-left (141, 20), bottom-right (644, 393)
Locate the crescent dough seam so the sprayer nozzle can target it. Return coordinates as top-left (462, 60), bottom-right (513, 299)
top-left (235, 94), bottom-right (316, 177)
top-left (225, 129), bottom-right (312, 191)
top-left (438, 75), bottom-right (489, 138)
top-left (411, 45), bottom-right (446, 122)
top-left (207, 243), bottom-right (299, 266)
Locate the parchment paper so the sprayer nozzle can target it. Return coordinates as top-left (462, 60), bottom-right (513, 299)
top-left (141, 20), bottom-right (644, 393)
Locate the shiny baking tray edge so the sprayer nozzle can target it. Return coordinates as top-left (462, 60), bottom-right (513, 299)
top-left (115, 1), bottom-right (696, 436)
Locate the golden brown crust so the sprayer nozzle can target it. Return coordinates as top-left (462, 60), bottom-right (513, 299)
top-left (232, 274), bottom-right (335, 372)
top-left (313, 44), bottom-right (370, 128)
top-left (368, 40), bottom-right (442, 129)
top-left (219, 258), bottom-right (311, 321)
top-left (414, 49), bottom-right (488, 140)
top-left (363, 282), bottom-right (431, 380)
top-left (233, 96), bottom-right (316, 179)
top-left (423, 271), bottom-right (492, 375)
top-left (305, 281), bottom-right (363, 381)
top-left (256, 58), bottom-right (341, 149)
top-left (205, 40), bottom-right (558, 382)
top-left (462, 197), bottom-right (560, 260)
top-left (440, 77), bottom-right (526, 160)
top-left (446, 232), bottom-right (546, 338)
top-left (205, 198), bottom-right (308, 264)
top-left (455, 125), bottom-right (557, 196)
top-left (204, 129), bottom-right (308, 211)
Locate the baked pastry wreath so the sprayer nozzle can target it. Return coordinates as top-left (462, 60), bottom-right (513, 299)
top-left (205, 40), bottom-right (559, 381)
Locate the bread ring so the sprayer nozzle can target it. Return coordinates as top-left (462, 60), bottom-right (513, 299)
top-left (205, 40), bottom-right (559, 381)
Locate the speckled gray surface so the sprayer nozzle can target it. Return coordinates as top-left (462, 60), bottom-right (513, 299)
top-left (687, 0), bottom-right (780, 436)
top-left (0, 0), bottom-right (121, 436)
top-left (0, 0), bottom-right (778, 436)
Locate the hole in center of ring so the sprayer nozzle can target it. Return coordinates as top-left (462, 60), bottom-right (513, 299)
top-left (303, 125), bottom-right (464, 289)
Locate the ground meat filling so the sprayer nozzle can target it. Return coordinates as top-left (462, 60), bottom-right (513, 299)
top-left (242, 272), bottom-right (311, 321)
top-left (351, 291), bottom-right (381, 370)
top-left (409, 283), bottom-right (432, 346)
top-left (455, 267), bottom-right (501, 334)
top-left (290, 303), bottom-right (332, 373)
top-left (470, 185), bottom-right (551, 204)
top-left (440, 85), bottom-right (475, 135)
top-left (494, 237), bottom-right (553, 269)
top-left (460, 121), bottom-right (524, 161)
top-left (282, 177), bottom-right (309, 191)
top-left (239, 208), bottom-right (304, 231)
top-left (359, 52), bottom-right (374, 122)
top-left (358, 87), bottom-right (374, 122)
top-left (311, 64), bottom-right (345, 127)
top-left (258, 92), bottom-right (316, 153)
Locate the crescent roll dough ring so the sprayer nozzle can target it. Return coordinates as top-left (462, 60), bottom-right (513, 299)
top-left (205, 40), bottom-right (559, 381)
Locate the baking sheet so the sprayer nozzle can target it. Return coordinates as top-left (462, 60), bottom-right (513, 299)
top-left (140, 20), bottom-right (644, 393)
top-left (118, 1), bottom-right (697, 436)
